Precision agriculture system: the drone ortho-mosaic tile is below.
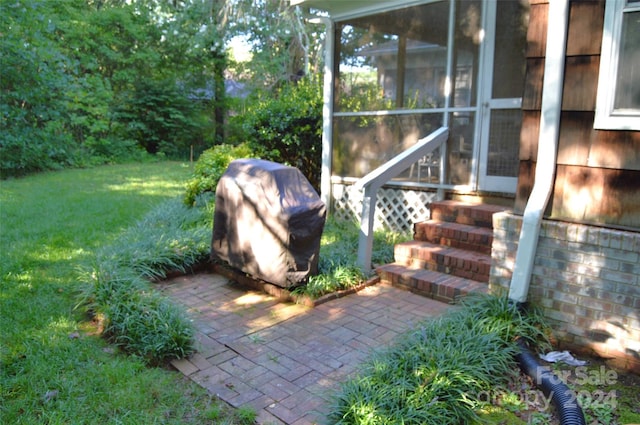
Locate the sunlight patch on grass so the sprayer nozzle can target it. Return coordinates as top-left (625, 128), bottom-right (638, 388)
top-left (105, 178), bottom-right (187, 196)
top-left (9, 271), bottom-right (34, 288)
top-left (0, 162), bottom-right (239, 424)
top-left (45, 316), bottom-right (78, 334)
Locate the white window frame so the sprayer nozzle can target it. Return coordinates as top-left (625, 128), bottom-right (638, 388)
top-left (594, 0), bottom-right (640, 131)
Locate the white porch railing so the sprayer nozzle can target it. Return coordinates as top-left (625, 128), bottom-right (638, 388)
top-left (353, 126), bottom-right (449, 273)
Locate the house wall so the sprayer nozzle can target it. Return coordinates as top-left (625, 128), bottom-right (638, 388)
top-left (516, 0), bottom-right (640, 228)
top-left (505, 0), bottom-right (640, 373)
top-left (491, 212), bottom-right (640, 373)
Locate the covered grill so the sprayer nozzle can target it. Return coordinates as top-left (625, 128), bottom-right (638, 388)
top-left (211, 159), bottom-right (326, 288)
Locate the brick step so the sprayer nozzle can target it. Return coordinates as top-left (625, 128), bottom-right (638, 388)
top-left (376, 263), bottom-right (489, 303)
top-left (430, 200), bottom-right (506, 228)
top-left (394, 240), bottom-right (492, 282)
top-left (414, 220), bottom-right (494, 255)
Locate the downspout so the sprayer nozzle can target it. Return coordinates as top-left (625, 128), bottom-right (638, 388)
top-left (308, 16), bottom-right (334, 210)
top-left (508, 0), bottom-right (569, 304)
top-left (509, 7), bottom-right (586, 424)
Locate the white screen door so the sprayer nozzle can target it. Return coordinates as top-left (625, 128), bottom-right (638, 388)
top-left (476, 0), bottom-right (527, 193)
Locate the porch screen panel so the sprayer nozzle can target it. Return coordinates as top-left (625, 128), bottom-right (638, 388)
top-left (487, 109), bottom-right (522, 177)
top-left (452, 0), bottom-right (481, 108)
top-left (334, 1), bottom-right (450, 113)
top-left (332, 0), bottom-right (491, 187)
top-left (444, 0), bottom-right (482, 186)
top-left (446, 112), bottom-right (475, 185)
top-left (332, 113), bottom-right (443, 178)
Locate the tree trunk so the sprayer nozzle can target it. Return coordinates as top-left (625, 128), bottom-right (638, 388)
top-left (212, 49), bottom-right (226, 145)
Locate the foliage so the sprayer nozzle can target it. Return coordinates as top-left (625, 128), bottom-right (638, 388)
top-left (84, 196), bottom-right (214, 363)
top-left (0, 163), bottom-right (246, 424)
top-left (113, 80), bottom-right (210, 157)
top-left (0, 0), bottom-right (80, 176)
top-left (89, 264), bottom-right (196, 363)
top-left (457, 294), bottom-right (552, 351)
top-left (329, 294), bottom-right (551, 424)
top-left (299, 218), bottom-right (411, 298)
top-left (234, 78), bottom-right (323, 190)
top-left (0, 0), bottom-right (226, 177)
top-left (227, 0), bottom-right (324, 88)
top-left (183, 143), bottom-right (255, 205)
top-left (0, 0), bottom-right (328, 178)
top-left (338, 81), bottom-right (395, 114)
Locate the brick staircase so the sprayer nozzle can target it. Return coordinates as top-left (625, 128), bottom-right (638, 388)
top-left (376, 200), bottom-right (507, 303)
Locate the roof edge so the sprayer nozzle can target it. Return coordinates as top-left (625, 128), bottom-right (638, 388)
top-left (290, 0), bottom-right (428, 20)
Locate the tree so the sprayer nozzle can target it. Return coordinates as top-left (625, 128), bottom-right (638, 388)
top-left (0, 0), bottom-right (79, 175)
top-left (226, 0), bottom-right (326, 89)
top-left (0, 0), bottom-right (326, 177)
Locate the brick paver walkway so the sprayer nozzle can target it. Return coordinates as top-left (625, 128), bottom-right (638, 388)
top-left (158, 272), bottom-right (453, 424)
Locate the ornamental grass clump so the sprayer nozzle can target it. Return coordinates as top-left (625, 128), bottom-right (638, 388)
top-left (83, 196), bottom-right (213, 364)
top-left (98, 197), bottom-right (212, 281)
top-left (301, 218), bottom-right (411, 298)
top-left (102, 289), bottom-right (195, 362)
top-left (329, 293), bottom-right (551, 424)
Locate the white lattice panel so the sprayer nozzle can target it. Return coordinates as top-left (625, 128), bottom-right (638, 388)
top-left (332, 183), bottom-right (437, 232)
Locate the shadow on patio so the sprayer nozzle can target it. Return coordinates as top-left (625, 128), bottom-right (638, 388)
top-left (158, 272), bottom-right (454, 425)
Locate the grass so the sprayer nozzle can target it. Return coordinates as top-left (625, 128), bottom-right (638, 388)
top-left (300, 218), bottom-right (411, 298)
top-left (83, 195), bottom-right (214, 364)
top-left (0, 163), bottom-right (251, 424)
top-left (328, 294), bottom-right (552, 425)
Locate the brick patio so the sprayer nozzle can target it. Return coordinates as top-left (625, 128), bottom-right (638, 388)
top-left (158, 272), bottom-right (453, 424)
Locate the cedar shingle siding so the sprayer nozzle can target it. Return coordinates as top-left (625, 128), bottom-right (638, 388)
top-left (516, 0), bottom-right (640, 228)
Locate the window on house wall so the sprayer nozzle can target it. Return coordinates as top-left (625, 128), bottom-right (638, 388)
top-left (332, 0), bottom-right (481, 185)
top-left (595, 0), bottom-right (640, 131)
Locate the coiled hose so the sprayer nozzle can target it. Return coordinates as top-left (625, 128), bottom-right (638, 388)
top-left (516, 339), bottom-right (586, 425)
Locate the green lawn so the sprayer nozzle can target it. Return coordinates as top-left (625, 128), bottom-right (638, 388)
top-left (0, 163), bottom-right (242, 424)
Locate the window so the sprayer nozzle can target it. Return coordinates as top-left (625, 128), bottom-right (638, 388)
top-left (595, 0), bottom-right (640, 130)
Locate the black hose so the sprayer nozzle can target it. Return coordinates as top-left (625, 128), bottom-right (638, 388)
top-left (516, 339), bottom-right (586, 425)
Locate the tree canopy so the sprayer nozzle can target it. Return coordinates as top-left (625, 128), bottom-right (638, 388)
top-left (1, 0), bottom-right (325, 178)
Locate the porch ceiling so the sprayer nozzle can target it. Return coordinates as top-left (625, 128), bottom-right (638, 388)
top-left (290, 0), bottom-right (414, 19)
top-left (291, 0), bottom-right (448, 43)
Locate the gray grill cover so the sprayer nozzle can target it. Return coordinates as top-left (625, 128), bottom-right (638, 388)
top-left (211, 159), bottom-right (326, 288)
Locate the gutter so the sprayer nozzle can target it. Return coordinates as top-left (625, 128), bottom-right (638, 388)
top-left (508, 0), bottom-right (569, 303)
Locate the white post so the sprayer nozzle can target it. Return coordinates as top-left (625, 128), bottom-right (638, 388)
top-left (357, 183), bottom-right (379, 273)
top-left (308, 17), bottom-right (335, 210)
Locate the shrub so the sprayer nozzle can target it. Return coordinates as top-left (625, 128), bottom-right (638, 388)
top-left (113, 80), bottom-right (206, 158)
top-left (183, 143), bottom-right (254, 205)
top-left (0, 130), bottom-right (76, 177)
top-left (233, 78), bottom-right (323, 191)
top-left (82, 137), bottom-right (149, 166)
top-left (103, 289), bottom-right (195, 363)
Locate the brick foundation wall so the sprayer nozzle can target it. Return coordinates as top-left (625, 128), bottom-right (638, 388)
top-left (490, 212), bottom-right (640, 373)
